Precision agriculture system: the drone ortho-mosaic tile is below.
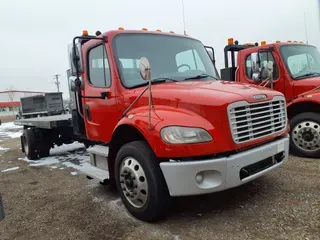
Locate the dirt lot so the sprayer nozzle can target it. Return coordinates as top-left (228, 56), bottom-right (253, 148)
top-left (0, 125), bottom-right (319, 240)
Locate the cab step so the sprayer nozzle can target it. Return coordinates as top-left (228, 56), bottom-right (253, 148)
top-left (80, 163), bottom-right (109, 182)
top-left (82, 145), bottom-right (110, 182)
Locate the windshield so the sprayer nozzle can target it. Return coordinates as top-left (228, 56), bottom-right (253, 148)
top-left (280, 45), bottom-right (320, 79)
top-left (112, 33), bottom-right (218, 88)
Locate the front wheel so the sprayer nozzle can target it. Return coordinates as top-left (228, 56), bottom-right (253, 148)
top-left (114, 141), bottom-right (171, 222)
top-left (290, 112), bottom-right (320, 158)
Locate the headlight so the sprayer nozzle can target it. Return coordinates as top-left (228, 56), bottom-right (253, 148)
top-left (160, 126), bottom-right (213, 144)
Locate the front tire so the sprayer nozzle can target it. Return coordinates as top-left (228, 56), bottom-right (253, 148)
top-left (290, 112), bottom-right (320, 158)
top-left (114, 141), bottom-right (171, 222)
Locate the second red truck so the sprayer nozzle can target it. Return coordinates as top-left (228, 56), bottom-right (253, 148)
top-left (219, 39), bottom-right (320, 158)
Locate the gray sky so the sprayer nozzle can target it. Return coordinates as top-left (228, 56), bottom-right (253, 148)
top-left (0, 0), bottom-right (319, 98)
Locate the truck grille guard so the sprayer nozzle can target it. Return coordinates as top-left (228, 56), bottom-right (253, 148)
top-left (227, 96), bottom-right (287, 144)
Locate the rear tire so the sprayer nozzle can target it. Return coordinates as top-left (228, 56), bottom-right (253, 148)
top-left (22, 129), bottom-right (38, 160)
top-left (114, 141), bottom-right (171, 222)
top-left (290, 112), bottom-right (320, 158)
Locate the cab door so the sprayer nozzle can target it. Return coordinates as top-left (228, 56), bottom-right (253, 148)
top-left (82, 43), bottom-right (119, 143)
top-left (238, 48), bottom-right (284, 94)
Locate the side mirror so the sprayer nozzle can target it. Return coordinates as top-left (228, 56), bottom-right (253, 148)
top-left (68, 43), bottom-right (84, 76)
top-left (139, 57), bottom-right (151, 81)
top-left (251, 53), bottom-right (261, 82)
top-left (205, 46), bottom-right (215, 64)
top-left (69, 76), bottom-right (83, 92)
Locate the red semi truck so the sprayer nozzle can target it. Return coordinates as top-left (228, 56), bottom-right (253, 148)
top-left (218, 39), bottom-right (320, 158)
top-left (16, 29), bottom-right (289, 222)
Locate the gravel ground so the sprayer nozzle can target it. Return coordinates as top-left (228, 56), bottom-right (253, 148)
top-left (0, 135), bottom-right (319, 240)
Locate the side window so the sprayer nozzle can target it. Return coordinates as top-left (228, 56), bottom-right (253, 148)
top-left (176, 49), bottom-right (206, 72)
top-left (245, 52), bottom-right (279, 80)
top-left (88, 45), bottom-right (111, 87)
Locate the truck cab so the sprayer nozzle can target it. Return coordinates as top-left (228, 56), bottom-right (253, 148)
top-left (220, 39), bottom-right (320, 158)
top-left (18, 29), bottom-right (289, 222)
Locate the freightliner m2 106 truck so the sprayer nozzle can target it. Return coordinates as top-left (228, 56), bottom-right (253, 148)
top-left (220, 38), bottom-right (320, 158)
top-left (15, 29), bottom-right (290, 222)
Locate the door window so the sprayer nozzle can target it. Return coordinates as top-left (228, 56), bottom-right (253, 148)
top-left (88, 45), bottom-right (111, 87)
top-left (245, 52), bottom-right (279, 80)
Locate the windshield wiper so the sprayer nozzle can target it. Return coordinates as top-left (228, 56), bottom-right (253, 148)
top-left (133, 77), bottom-right (179, 88)
top-left (184, 73), bottom-right (219, 80)
top-left (295, 72), bottom-right (320, 79)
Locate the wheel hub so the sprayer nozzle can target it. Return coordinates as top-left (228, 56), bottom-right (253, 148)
top-left (292, 121), bottom-right (320, 152)
top-left (119, 157), bottom-right (148, 208)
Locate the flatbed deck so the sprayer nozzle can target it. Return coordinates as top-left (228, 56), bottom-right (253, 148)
top-left (14, 114), bottom-right (72, 129)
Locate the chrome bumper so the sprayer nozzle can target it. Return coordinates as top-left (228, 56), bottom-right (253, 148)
top-left (160, 134), bottom-right (289, 197)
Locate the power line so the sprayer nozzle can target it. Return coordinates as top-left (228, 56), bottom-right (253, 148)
top-left (53, 74), bottom-right (61, 92)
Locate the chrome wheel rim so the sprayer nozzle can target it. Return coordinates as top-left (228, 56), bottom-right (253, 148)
top-left (292, 121), bottom-right (320, 152)
top-left (119, 157), bottom-right (148, 208)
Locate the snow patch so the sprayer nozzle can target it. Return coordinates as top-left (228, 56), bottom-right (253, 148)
top-left (29, 157), bottom-right (60, 167)
top-left (0, 121), bottom-right (23, 139)
top-left (70, 172), bottom-right (78, 176)
top-left (1, 166), bottom-right (20, 173)
top-left (0, 146), bottom-right (9, 151)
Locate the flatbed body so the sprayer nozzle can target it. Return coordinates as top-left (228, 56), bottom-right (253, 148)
top-left (14, 114), bottom-right (72, 129)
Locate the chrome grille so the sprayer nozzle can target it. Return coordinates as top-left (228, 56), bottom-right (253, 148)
top-left (228, 96), bottom-right (287, 144)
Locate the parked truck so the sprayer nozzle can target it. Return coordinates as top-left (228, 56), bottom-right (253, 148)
top-left (218, 39), bottom-right (320, 158)
top-left (15, 29), bottom-right (290, 222)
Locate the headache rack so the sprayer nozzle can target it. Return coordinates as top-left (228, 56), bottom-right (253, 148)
top-left (227, 96), bottom-right (287, 144)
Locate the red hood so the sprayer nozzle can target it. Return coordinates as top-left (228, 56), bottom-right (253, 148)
top-left (293, 77), bottom-right (320, 96)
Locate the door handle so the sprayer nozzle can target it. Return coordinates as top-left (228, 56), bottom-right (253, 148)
top-left (84, 105), bottom-right (91, 121)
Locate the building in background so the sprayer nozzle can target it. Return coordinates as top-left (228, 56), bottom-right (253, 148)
top-left (0, 90), bottom-right (47, 117)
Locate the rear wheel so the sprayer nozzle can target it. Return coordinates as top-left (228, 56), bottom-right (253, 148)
top-left (22, 129), bottom-right (38, 160)
top-left (115, 141), bottom-right (171, 222)
top-left (290, 112), bottom-right (320, 158)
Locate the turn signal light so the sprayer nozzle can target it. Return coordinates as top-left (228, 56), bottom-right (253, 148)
top-left (228, 38), bottom-right (234, 45)
top-left (261, 41), bottom-right (267, 46)
top-left (82, 30), bottom-right (89, 36)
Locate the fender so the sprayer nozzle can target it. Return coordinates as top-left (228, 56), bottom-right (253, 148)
top-left (287, 91), bottom-right (320, 108)
top-left (113, 105), bottom-right (227, 158)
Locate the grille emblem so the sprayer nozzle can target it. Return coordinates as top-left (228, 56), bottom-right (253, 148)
top-left (253, 94), bottom-right (267, 101)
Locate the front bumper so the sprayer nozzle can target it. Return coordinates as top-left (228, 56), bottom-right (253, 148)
top-left (160, 134), bottom-right (289, 197)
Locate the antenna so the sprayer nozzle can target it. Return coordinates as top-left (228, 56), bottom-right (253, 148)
top-left (182, 0), bottom-right (186, 35)
top-left (304, 12), bottom-right (309, 44)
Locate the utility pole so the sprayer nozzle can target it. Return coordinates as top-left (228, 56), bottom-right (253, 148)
top-left (53, 74), bottom-right (60, 92)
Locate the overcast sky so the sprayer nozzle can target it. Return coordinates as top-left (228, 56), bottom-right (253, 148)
top-left (0, 0), bottom-right (319, 98)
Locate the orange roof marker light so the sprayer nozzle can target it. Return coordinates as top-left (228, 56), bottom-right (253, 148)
top-left (156, 29), bottom-right (161, 32)
top-left (287, 40), bottom-right (292, 43)
top-left (228, 38), bottom-right (234, 45)
top-left (169, 31), bottom-right (175, 34)
top-left (118, 27), bottom-right (124, 30)
top-left (300, 41), bottom-right (304, 43)
top-left (261, 41), bottom-right (267, 46)
top-left (276, 40), bottom-right (281, 43)
top-left (82, 30), bottom-right (89, 36)
top-left (142, 28), bottom-right (148, 31)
